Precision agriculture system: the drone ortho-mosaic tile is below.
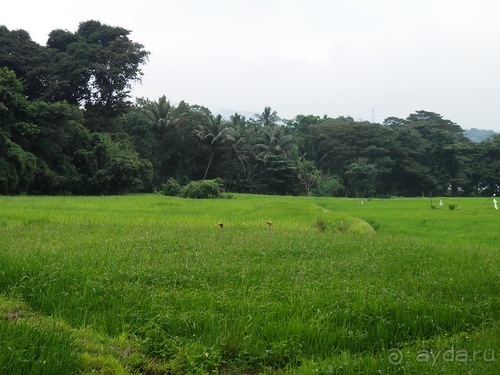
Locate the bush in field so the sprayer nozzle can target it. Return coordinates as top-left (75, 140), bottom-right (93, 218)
top-left (180, 178), bottom-right (222, 199)
top-left (161, 178), bottom-right (182, 196)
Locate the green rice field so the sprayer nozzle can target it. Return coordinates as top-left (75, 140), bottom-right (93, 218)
top-left (0, 194), bottom-right (498, 374)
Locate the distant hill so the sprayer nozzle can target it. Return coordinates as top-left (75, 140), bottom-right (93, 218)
top-left (464, 128), bottom-right (497, 143)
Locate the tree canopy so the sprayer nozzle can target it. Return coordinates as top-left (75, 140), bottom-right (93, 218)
top-left (1, 22), bottom-right (498, 197)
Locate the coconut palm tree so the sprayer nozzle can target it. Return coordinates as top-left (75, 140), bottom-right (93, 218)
top-left (195, 114), bottom-right (236, 179)
top-left (254, 106), bottom-right (280, 128)
top-left (253, 126), bottom-right (298, 161)
top-left (141, 95), bottom-right (186, 140)
top-left (220, 134), bottom-right (253, 175)
top-left (229, 112), bottom-right (247, 131)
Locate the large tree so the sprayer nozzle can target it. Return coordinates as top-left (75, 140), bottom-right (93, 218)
top-left (0, 26), bottom-right (45, 100)
top-left (195, 113), bottom-right (236, 180)
top-left (404, 111), bottom-right (471, 195)
top-left (0, 67), bottom-right (37, 194)
top-left (384, 122), bottom-right (437, 196)
top-left (310, 117), bottom-right (395, 196)
top-left (0, 21), bottom-right (150, 131)
top-left (469, 134), bottom-right (500, 195)
top-left (130, 96), bottom-right (193, 185)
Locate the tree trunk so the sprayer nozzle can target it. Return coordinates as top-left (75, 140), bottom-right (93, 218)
top-left (203, 152), bottom-right (214, 180)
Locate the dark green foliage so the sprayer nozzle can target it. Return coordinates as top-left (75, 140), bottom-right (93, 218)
top-left (0, 66), bottom-right (30, 135)
top-left (73, 133), bottom-right (153, 195)
top-left (469, 134), bottom-right (500, 196)
top-left (1, 21), bottom-right (149, 132)
top-left (0, 27), bottom-right (44, 100)
top-left (0, 67), bottom-right (37, 193)
top-left (0, 66), bottom-right (153, 195)
top-left (26, 100), bottom-right (86, 194)
top-left (0, 134), bottom-right (37, 194)
top-left (259, 154), bottom-right (299, 195)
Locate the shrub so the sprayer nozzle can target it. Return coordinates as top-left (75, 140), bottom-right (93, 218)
top-left (161, 178), bottom-right (182, 196)
top-left (180, 179), bottom-right (222, 199)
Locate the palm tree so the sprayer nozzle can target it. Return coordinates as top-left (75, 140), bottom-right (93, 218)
top-left (195, 114), bottom-right (236, 179)
top-left (136, 96), bottom-right (190, 183)
top-left (254, 106), bottom-right (280, 128)
top-left (220, 134), bottom-right (253, 175)
top-left (230, 112), bottom-right (247, 131)
top-left (253, 126), bottom-right (298, 161)
top-left (141, 95), bottom-right (185, 140)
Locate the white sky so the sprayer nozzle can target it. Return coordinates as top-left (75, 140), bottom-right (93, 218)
top-left (3, 0), bottom-right (500, 131)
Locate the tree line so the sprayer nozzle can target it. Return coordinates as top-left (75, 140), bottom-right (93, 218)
top-left (1, 21), bottom-right (499, 197)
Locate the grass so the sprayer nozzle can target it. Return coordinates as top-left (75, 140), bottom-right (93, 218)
top-left (0, 318), bottom-right (78, 375)
top-left (0, 194), bottom-right (498, 374)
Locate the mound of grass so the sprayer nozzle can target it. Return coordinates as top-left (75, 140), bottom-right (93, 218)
top-left (313, 212), bottom-right (376, 236)
top-left (0, 295), bottom-right (79, 375)
top-left (0, 294), bottom-right (164, 375)
top-left (0, 320), bottom-right (79, 375)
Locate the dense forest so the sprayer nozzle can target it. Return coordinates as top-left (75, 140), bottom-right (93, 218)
top-left (1, 21), bottom-right (499, 197)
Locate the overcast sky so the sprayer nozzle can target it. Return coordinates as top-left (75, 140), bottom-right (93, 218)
top-left (3, 0), bottom-right (500, 131)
